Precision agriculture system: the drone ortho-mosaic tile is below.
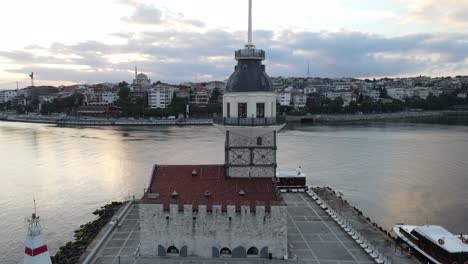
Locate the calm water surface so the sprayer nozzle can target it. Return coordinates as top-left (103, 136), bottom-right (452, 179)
top-left (0, 120), bottom-right (467, 262)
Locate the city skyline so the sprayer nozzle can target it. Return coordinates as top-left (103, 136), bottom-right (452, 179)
top-left (1, 0), bottom-right (468, 89)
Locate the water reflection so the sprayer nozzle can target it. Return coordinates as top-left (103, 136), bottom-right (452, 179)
top-left (0, 121), bottom-right (467, 262)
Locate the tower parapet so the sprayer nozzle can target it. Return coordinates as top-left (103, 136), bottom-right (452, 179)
top-left (235, 48), bottom-right (265, 61)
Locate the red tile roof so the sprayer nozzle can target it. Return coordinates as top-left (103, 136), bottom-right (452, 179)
top-left (141, 164), bottom-right (284, 212)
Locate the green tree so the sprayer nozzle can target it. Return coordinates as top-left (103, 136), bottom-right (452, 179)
top-left (168, 95), bottom-right (189, 117)
top-left (346, 101), bottom-right (359, 113)
top-left (118, 86), bottom-right (130, 102)
top-left (209, 88), bottom-right (222, 104)
top-left (379, 88), bottom-right (388, 98)
top-left (327, 97), bottom-right (344, 113)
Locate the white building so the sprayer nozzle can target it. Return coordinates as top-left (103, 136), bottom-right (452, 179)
top-left (325, 91), bottom-right (354, 106)
top-left (332, 82), bottom-right (352, 91)
top-left (366, 90), bottom-right (381, 101)
top-left (95, 91), bottom-right (119, 105)
top-left (0, 90), bottom-right (18, 103)
top-left (277, 92), bottom-right (291, 106)
top-left (148, 85), bottom-right (175, 109)
top-left (292, 93), bottom-right (307, 109)
top-left (387, 88), bottom-right (413, 100)
top-left (303, 86), bottom-right (317, 95)
top-left (413, 87), bottom-right (431, 99)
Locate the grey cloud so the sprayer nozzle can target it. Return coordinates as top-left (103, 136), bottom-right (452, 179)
top-left (2, 29), bottom-right (468, 88)
top-left (122, 4), bottom-right (162, 24)
top-left (455, 8), bottom-right (468, 22)
top-left (182, 18), bottom-right (205, 28)
top-left (121, 3), bottom-right (204, 28)
top-left (405, 1), bottom-right (468, 26)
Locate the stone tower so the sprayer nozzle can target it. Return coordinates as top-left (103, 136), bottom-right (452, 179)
top-left (214, 0), bottom-right (285, 178)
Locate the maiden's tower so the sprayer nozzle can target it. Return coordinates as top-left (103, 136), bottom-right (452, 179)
top-left (139, 0), bottom-right (293, 259)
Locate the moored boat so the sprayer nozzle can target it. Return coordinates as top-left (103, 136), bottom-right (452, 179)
top-left (393, 224), bottom-right (468, 264)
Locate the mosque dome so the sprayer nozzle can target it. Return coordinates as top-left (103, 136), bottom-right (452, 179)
top-left (137, 73), bottom-right (149, 80)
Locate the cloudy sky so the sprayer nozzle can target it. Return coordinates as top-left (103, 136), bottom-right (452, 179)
top-left (0, 0), bottom-right (467, 89)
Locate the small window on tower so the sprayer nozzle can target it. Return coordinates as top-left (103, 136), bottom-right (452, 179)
top-left (227, 103), bottom-right (231, 118)
top-left (257, 137), bottom-right (262, 146)
top-left (256, 103), bottom-right (265, 118)
top-left (238, 103), bottom-right (247, 118)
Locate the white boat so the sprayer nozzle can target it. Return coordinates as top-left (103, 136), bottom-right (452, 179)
top-left (393, 224), bottom-right (468, 264)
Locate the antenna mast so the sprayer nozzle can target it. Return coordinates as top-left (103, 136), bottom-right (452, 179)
top-left (29, 72), bottom-right (34, 87)
top-left (135, 65), bottom-right (138, 81)
top-left (247, 0), bottom-right (253, 47)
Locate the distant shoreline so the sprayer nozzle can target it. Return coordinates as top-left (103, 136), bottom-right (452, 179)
top-left (1, 110), bottom-right (467, 126)
top-left (286, 110), bottom-right (468, 123)
top-left (0, 115), bottom-right (212, 126)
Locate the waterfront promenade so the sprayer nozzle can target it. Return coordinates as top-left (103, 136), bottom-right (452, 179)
top-left (2, 110), bottom-right (467, 126)
top-left (286, 110), bottom-right (468, 123)
top-left (0, 114), bottom-right (212, 126)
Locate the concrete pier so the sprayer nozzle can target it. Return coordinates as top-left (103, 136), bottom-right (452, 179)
top-left (312, 187), bottom-right (420, 264)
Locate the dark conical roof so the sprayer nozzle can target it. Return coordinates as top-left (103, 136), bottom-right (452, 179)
top-left (225, 48), bottom-right (273, 93)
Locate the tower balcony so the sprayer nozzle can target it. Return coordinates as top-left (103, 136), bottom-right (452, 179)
top-left (235, 48), bottom-right (265, 60)
top-left (213, 116), bottom-right (286, 127)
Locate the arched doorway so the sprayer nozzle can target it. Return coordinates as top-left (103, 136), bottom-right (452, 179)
top-left (166, 246), bottom-right (179, 256)
top-left (220, 247), bottom-right (232, 257)
top-left (247, 247), bottom-right (259, 257)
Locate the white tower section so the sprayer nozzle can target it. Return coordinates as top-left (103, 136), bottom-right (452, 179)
top-left (24, 207), bottom-right (52, 264)
top-left (214, 0), bottom-right (285, 179)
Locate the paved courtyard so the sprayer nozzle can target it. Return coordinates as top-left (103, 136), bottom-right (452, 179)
top-left (91, 193), bottom-right (375, 264)
top-left (284, 192), bottom-right (374, 264)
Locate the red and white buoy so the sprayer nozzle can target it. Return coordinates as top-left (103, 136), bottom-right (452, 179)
top-left (24, 201), bottom-right (52, 264)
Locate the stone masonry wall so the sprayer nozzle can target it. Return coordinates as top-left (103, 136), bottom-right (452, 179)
top-left (226, 131), bottom-right (276, 178)
top-left (139, 204), bottom-right (287, 259)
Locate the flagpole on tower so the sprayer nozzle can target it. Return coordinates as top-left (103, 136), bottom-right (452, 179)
top-left (247, 0), bottom-right (253, 47)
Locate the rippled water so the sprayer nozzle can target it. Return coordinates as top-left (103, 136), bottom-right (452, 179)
top-left (1, 120), bottom-right (467, 262)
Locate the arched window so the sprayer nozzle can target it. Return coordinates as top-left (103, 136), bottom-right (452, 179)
top-left (220, 247), bottom-right (232, 257)
top-left (247, 247), bottom-right (259, 256)
top-left (257, 137), bottom-right (262, 146)
top-left (167, 246), bottom-right (179, 255)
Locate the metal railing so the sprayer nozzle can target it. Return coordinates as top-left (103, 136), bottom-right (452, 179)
top-left (235, 48), bottom-right (265, 60)
top-left (213, 116), bottom-right (286, 126)
top-left (306, 189), bottom-right (394, 264)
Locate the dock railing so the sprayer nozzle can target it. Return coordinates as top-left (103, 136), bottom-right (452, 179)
top-left (82, 200), bottom-right (134, 264)
top-left (213, 116), bottom-right (286, 126)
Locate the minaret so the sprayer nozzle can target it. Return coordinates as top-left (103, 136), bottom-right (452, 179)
top-left (24, 202), bottom-right (52, 264)
top-left (134, 65), bottom-right (138, 85)
top-left (214, 0), bottom-right (285, 178)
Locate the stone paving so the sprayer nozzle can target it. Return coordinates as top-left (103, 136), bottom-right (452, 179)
top-left (312, 188), bottom-right (419, 264)
top-left (91, 193), bottom-right (376, 264)
top-left (284, 193), bottom-right (374, 264)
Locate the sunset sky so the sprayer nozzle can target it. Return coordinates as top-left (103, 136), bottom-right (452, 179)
top-left (0, 0), bottom-right (467, 89)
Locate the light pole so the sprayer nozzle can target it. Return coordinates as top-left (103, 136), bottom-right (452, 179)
top-left (337, 191), bottom-right (344, 215)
